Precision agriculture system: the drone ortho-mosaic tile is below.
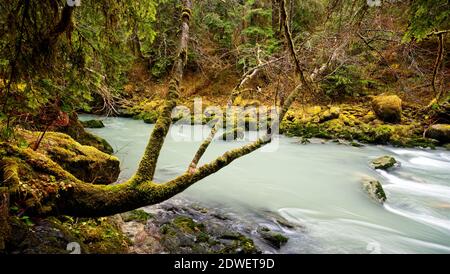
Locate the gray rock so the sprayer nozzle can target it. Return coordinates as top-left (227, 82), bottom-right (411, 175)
top-left (257, 226), bottom-right (289, 249)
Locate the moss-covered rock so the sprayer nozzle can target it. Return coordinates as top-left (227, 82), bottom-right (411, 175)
top-left (3, 215), bottom-right (128, 254)
top-left (370, 155), bottom-right (397, 170)
top-left (121, 210), bottom-right (153, 224)
top-left (81, 119), bottom-right (105, 128)
top-left (371, 95), bottom-right (402, 123)
top-left (319, 107), bottom-right (340, 123)
top-left (257, 226), bottom-right (288, 249)
top-left (19, 130), bottom-right (120, 185)
top-left (59, 114), bottom-right (114, 154)
top-left (135, 111), bottom-right (159, 124)
top-left (361, 177), bottom-right (387, 204)
top-left (425, 124), bottom-right (450, 144)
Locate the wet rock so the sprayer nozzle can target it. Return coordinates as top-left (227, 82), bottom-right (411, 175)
top-left (262, 211), bottom-right (299, 230)
top-left (361, 177), bottom-right (387, 204)
top-left (371, 95), bottom-right (402, 123)
top-left (370, 155), bottom-right (397, 170)
top-left (123, 200), bottom-right (263, 254)
top-left (425, 124), bottom-right (450, 144)
top-left (81, 119), bottom-right (105, 128)
top-left (257, 226), bottom-right (288, 249)
top-left (350, 141), bottom-right (364, 147)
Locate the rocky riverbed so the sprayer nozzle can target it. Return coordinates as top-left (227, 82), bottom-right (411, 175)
top-left (119, 198), bottom-right (297, 254)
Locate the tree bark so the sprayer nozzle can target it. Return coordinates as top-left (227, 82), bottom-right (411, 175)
top-left (272, 0), bottom-right (281, 38)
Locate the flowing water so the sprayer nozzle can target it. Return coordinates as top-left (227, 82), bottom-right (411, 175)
top-left (80, 114), bottom-right (450, 254)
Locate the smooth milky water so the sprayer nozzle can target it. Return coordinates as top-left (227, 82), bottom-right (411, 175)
top-left (80, 114), bottom-right (450, 254)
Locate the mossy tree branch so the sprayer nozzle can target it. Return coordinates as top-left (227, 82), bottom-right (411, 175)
top-left (4, 0), bottom-right (317, 218)
top-left (134, 0), bottom-right (192, 183)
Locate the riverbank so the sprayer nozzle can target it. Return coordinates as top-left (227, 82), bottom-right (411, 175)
top-left (113, 95), bottom-right (450, 149)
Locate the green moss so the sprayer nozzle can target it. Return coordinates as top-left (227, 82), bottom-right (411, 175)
top-left (136, 111), bottom-right (159, 124)
top-left (257, 226), bottom-right (289, 249)
top-left (62, 118), bottom-right (113, 154)
top-left (370, 156), bottom-right (397, 170)
top-left (56, 216), bottom-right (129, 254)
top-left (219, 232), bottom-right (258, 254)
top-left (81, 120), bottom-right (105, 129)
top-left (121, 209), bottom-right (152, 223)
top-left (371, 95), bottom-right (402, 123)
top-left (362, 178), bottom-right (387, 204)
top-left (172, 216), bottom-right (204, 233)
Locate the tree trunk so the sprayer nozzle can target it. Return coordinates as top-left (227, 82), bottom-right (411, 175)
top-left (272, 0), bottom-right (281, 38)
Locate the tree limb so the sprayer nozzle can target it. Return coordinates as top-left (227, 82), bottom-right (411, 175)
top-left (134, 0), bottom-right (193, 183)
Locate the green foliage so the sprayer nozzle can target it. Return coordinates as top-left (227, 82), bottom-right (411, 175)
top-left (403, 0), bottom-right (450, 42)
top-left (291, 0), bottom-right (326, 34)
top-left (0, 0), bottom-right (161, 135)
top-left (321, 65), bottom-right (372, 99)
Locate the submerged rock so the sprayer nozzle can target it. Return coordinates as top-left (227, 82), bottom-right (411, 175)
top-left (425, 124), bottom-right (450, 144)
top-left (81, 119), bottom-right (105, 128)
top-left (257, 226), bottom-right (289, 249)
top-left (361, 178), bottom-right (387, 204)
top-left (370, 156), bottom-right (397, 170)
top-left (372, 95), bottom-right (402, 123)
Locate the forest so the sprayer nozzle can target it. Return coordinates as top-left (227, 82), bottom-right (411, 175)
top-left (0, 0), bottom-right (449, 255)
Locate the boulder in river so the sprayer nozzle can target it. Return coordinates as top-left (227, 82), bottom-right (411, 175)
top-left (370, 155), bottom-right (397, 170)
top-left (361, 177), bottom-right (387, 204)
top-left (257, 226), bottom-right (289, 249)
top-left (372, 95), bottom-right (402, 123)
top-left (425, 124), bottom-right (450, 144)
top-left (81, 119), bottom-right (105, 128)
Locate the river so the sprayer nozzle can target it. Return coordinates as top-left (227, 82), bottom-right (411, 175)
top-left (80, 114), bottom-right (450, 254)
